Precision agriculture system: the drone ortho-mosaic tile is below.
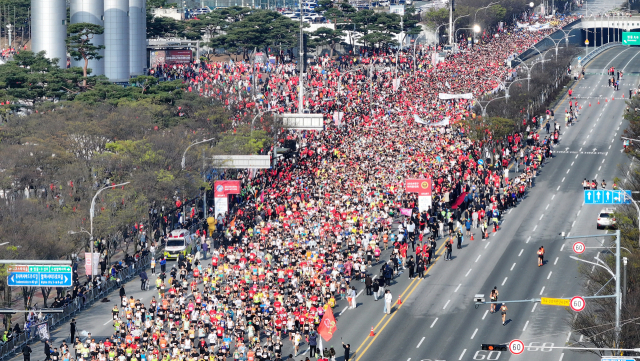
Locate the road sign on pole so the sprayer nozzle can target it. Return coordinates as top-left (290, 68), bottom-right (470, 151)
top-left (7, 265), bottom-right (72, 287)
top-left (601, 357), bottom-right (635, 361)
top-left (584, 190), bottom-right (631, 205)
top-left (570, 296), bottom-right (586, 312)
top-left (540, 297), bottom-right (571, 307)
top-left (508, 339), bottom-right (525, 355)
top-left (573, 242), bottom-right (586, 254)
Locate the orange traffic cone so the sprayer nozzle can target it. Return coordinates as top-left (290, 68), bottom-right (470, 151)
top-left (623, 94), bottom-right (625, 98)
top-left (598, 100), bottom-right (600, 104)
top-left (579, 106), bottom-right (582, 109)
top-left (589, 102), bottom-right (591, 107)
top-left (613, 96), bottom-right (615, 100)
top-left (370, 327), bottom-right (375, 336)
top-left (493, 224), bottom-right (497, 233)
top-left (397, 297), bottom-right (402, 305)
top-left (496, 223), bottom-right (500, 231)
top-left (484, 230), bottom-right (489, 238)
top-left (470, 233), bottom-right (474, 241)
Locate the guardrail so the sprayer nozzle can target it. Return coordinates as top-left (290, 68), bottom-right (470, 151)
top-left (0, 253), bottom-right (153, 361)
top-left (580, 42), bottom-right (621, 66)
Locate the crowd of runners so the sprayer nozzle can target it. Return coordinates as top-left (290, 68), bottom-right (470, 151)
top-left (31, 14), bottom-right (578, 361)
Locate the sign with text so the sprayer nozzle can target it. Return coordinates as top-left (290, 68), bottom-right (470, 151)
top-left (8, 265), bottom-right (73, 287)
top-left (214, 180), bottom-right (241, 198)
top-left (622, 32), bottom-right (640, 46)
top-left (540, 297), bottom-right (570, 307)
top-left (406, 179), bottom-right (432, 196)
top-left (84, 252), bottom-right (100, 276)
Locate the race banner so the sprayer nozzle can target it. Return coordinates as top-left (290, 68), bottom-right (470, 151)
top-left (405, 179), bottom-right (432, 196)
top-left (213, 180), bottom-right (241, 198)
top-left (36, 322), bottom-right (50, 341)
top-left (400, 208), bottom-right (413, 217)
top-left (438, 93), bottom-right (474, 100)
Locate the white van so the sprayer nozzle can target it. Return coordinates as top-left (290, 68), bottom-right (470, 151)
top-left (164, 229), bottom-right (194, 259)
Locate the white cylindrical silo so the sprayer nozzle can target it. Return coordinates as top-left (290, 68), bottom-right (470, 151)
top-left (70, 0), bottom-right (105, 76)
top-left (129, 0), bottom-right (146, 76)
top-left (104, 0), bottom-right (130, 82)
top-left (31, 0), bottom-right (67, 69)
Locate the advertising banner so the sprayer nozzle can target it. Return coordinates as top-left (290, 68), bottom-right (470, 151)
top-left (405, 179), bottom-right (432, 196)
top-left (214, 180), bottom-right (241, 198)
top-left (214, 197), bottom-right (228, 217)
top-left (149, 49), bottom-right (193, 67)
top-left (84, 252), bottom-right (100, 276)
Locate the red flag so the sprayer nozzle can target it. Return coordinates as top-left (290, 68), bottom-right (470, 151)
top-left (317, 307), bottom-right (337, 341)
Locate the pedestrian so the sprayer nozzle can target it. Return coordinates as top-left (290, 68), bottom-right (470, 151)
top-left (308, 331), bottom-right (317, 358)
top-left (349, 286), bottom-right (357, 309)
top-left (119, 285), bottom-right (126, 299)
top-left (500, 303), bottom-right (508, 325)
top-left (407, 256), bottom-right (415, 279)
top-left (44, 340), bottom-right (51, 361)
top-left (538, 246), bottom-right (545, 266)
top-left (365, 274), bottom-right (373, 295)
top-left (202, 240), bottom-right (209, 259)
top-left (22, 344), bottom-right (32, 361)
top-left (490, 287), bottom-right (499, 313)
top-left (342, 342), bottom-right (351, 361)
top-left (416, 257), bottom-right (425, 278)
top-left (150, 257), bottom-right (156, 275)
top-left (445, 240), bottom-right (453, 260)
top-left (160, 257), bottom-right (166, 273)
top-left (69, 318), bottom-right (76, 342)
top-left (456, 230), bottom-right (463, 249)
top-left (372, 280), bottom-right (380, 301)
top-left (384, 290), bottom-right (392, 314)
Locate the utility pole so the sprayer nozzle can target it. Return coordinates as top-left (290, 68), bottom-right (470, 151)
top-left (298, 0), bottom-right (304, 113)
top-left (449, 0), bottom-right (453, 45)
top-left (202, 147), bottom-right (207, 219)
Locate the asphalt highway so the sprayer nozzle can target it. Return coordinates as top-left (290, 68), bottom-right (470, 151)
top-left (9, 46), bottom-right (639, 361)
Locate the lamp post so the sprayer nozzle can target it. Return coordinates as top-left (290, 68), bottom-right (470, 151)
top-left (473, 2), bottom-right (497, 43)
top-left (76, 182), bottom-right (131, 280)
top-left (251, 109), bottom-right (278, 137)
top-left (450, 14), bottom-right (470, 45)
top-left (182, 138), bottom-right (216, 219)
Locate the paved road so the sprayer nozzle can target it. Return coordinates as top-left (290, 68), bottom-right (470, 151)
top-left (337, 45), bottom-right (639, 361)
top-left (10, 46), bottom-right (638, 361)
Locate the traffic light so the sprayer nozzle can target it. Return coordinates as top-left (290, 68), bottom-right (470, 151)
top-left (481, 344), bottom-right (508, 351)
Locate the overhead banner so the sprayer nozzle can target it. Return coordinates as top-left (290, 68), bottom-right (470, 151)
top-left (214, 180), bottom-right (241, 198)
top-left (406, 179), bottom-right (432, 196)
top-left (414, 115), bottom-right (450, 127)
top-left (438, 93), bottom-right (474, 100)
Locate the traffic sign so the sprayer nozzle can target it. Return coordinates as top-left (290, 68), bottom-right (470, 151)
top-left (622, 32), bottom-right (640, 46)
top-left (7, 265), bottom-right (72, 287)
top-left (540, 297), bottom-right (571, 307)
top-left (601, 358), bottom-right (635, 361)
top-left (570, 296), bottom-right (586, 312)
top-left (508, 339), bottom-right (525, 355)
top-left (478, 159), bottom-right (484, 165)
top-left (585, 190), bottom-right (632, 205)
top-left (573, 242), bottom-right (586, 254)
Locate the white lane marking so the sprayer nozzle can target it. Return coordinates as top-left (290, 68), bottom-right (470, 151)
top-left (526, 236), bottom-right (531, 243)
top-left (571, 161), bottom-right (574, 166)
top-left (518, 249), bottom-right (523, 257)
top-left (471, 328), bottom-right (478, 339)
top-left (511, 262), bottom-right (516, 271)
top-left (485, 242), bottom-right (490, 249)
top-left (552, 194), bottom-right (556, 200)
top-left (602, 159), bottom-right (606, 163)
top-left (532, 302), bottom-right (538, 312)
top-left (455, 284), bottom-right (461, 292)
top-left (554, 257), bottom-right (559, 265)
top-left (577, 210), bottom-right (581, 216)
top-left (540, 286), bottom-right (545, 295)
top-left (482, 310), bottom-right (488, 320)
top-left (416, 337), bottom-right (425, 348)
top-left (546, 204), bottom-right (550, 210)
top-left (547, 271), bottom-right (553, 280)
top-left (533, 225), bottom-right (538, 231)
top-left (103, 319), bottom-right (112, 325)
top-left (595, 174), bottom-right (598, 179)
top-left (599, 166), bottom-right (602, 171)
top-left (557, 186), bottom-right (561, 191)
top-left (459, 349), bottom-right (467, 361)
top-left (559, 353), bottom-right (565, 361)
top-left (580, 335), bottom-right (584, 342)
top-left (575, 154), bottom-right (579, 159)
top-left (539, 214), bottom-right (544, 220)
top-left (523, 320), bottom-right (530, 331)
top-left (592, 265), bottom-right (596, 273)
top-left (609, 144), bottom-right (612, 149)
top-left (475, 255), bottom-right (481, 263)
top-left (566, 169), bottom-right (570, 174)
top-left (356, 289), bottom-right (364, 297)
top-left (572, 221), bottom-right (576, 227)
top-left (443, 300), bottom-right (451, 309)
top-left (465, 269), bottom-right (472, 277)
top-left (566, 332), bottom-right (571, 342)
top-left (561, 244), bottom-right (566, 252)
top-left (340, 306), bottom-right (349, 315)
top-left (431, 318), bottom-right (438, 328)
top-left (502, 277), bottom-right (508, 286)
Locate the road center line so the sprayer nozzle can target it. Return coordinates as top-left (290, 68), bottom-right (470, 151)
top-left (547, 271), bottom-right (553, 280)
top-left (559, 353), bottom-right (565, 361)
top-left (502, 277), bottom-right (508, 286)
top-left (511, 262), bottom-right (516, 271)
top-left (552, 194), bottom-right (556, 200)
top-left (533, 225), bottom-right (538, 231)
top-left (475, 255), bottom-right (481, 263)
top-left (540, 286), bottom-right (545, 295)
top-left (560, 244), bottom-right (565, 252)
top-left (518, 249), bottom-right (523, 257)
top-left (526, 236), bottom-right (531, 243)
top-left (430, 318), bottom-right (438, 328)
top-left (557, 185), bottom-right (561, 191)
top-left (566, 332), bottom-right (571, 342)
top-left (539, 214), bottom-right (544, 220)
top-left (465, 269), bottom-right (472, 277)
top-left (482, 310), bottom-right (488, 320)
top-left (416, 337), bottom-right (425, 348)
top-left (471, 328), bottom-right (478, 339)
top-left (455, 284), bottom-right (461, 292)
top-left (443, 300), bottom-right (451, 309)
top-left (459, 349), bottom-right (467, 361)
top-left (554, 257), bottom-right (559, 265)
top-left (532, 302), bottom-right (538, 312)
top-left (523, 320), bottom-right (530, 331)
top-left (546, 204), bottom-right (550, 210)
top-left (484, 242), bottom-right (490, 249)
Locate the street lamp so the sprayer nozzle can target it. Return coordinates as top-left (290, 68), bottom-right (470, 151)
top-left (71, 182), bottom-right (130, 280)
top-left (450, 14), bottom-right (470, 45)
top-left (473, 2), bottom-right (497, 43)
top-left (251, 109), bottom-right (278, 137)
top-left (181, 138), bottom-right (216, 218)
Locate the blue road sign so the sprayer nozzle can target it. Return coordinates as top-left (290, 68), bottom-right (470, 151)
top-left (7, 265), bottom-right (72, 287)
top-left (585, 190), bottom-right (632, 205)
top-left (478, 159), bottom-right (484, 165)
top-left (601, 358), bottom-right (635, 361)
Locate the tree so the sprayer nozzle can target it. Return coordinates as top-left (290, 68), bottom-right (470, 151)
top-left (312, 27), bottom-right (345, 57)
top-left (67, 23), bottom-right (106, 87)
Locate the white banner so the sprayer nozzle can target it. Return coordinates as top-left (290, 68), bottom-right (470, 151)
top-left (431, 118), bottom-right (450, 127)
top-left (413, 114), bottom-right (428, 125)
top-left (438, 93), bottom-right (474, 100)
top-left (418, 195), bottom-right (432, 212)
top-left (214, 197), bottom-right (228, 217)
top-left (333, 111), bottom-right (344, 126)
top-left (84, 252), bottom-right (99, 276)
top-left (36, 322), bottom-right (50, 341)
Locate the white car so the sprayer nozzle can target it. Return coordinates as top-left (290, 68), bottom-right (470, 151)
top-left (596, 207), bottom-right (616, 229)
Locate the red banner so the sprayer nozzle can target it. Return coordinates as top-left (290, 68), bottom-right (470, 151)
top-left (317, 307), bottom-right (337, 341)
top-left (406, 179), bottom-right (432, 196)
top-left (214, 180), bottom-right (241, 198)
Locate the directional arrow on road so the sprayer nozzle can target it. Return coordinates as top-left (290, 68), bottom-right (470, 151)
top-left (593, 148), bottom-right (597, 152)
top-left (565, 147), bottom-right (570, 151)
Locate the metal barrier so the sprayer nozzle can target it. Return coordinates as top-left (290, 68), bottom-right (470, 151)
top-left (581, 42), bottom-right (622, 65)
top-left (0, 253), bottom-right (152, 361)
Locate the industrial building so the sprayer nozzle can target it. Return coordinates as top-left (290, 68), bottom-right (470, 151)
top-left (31, 0), bottom-right (147, 82)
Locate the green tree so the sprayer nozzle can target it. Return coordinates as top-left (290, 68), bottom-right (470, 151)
top-left (66, 23), bottom-right (105, 87)
top-left (312, 27), bottom-right (345, 57)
